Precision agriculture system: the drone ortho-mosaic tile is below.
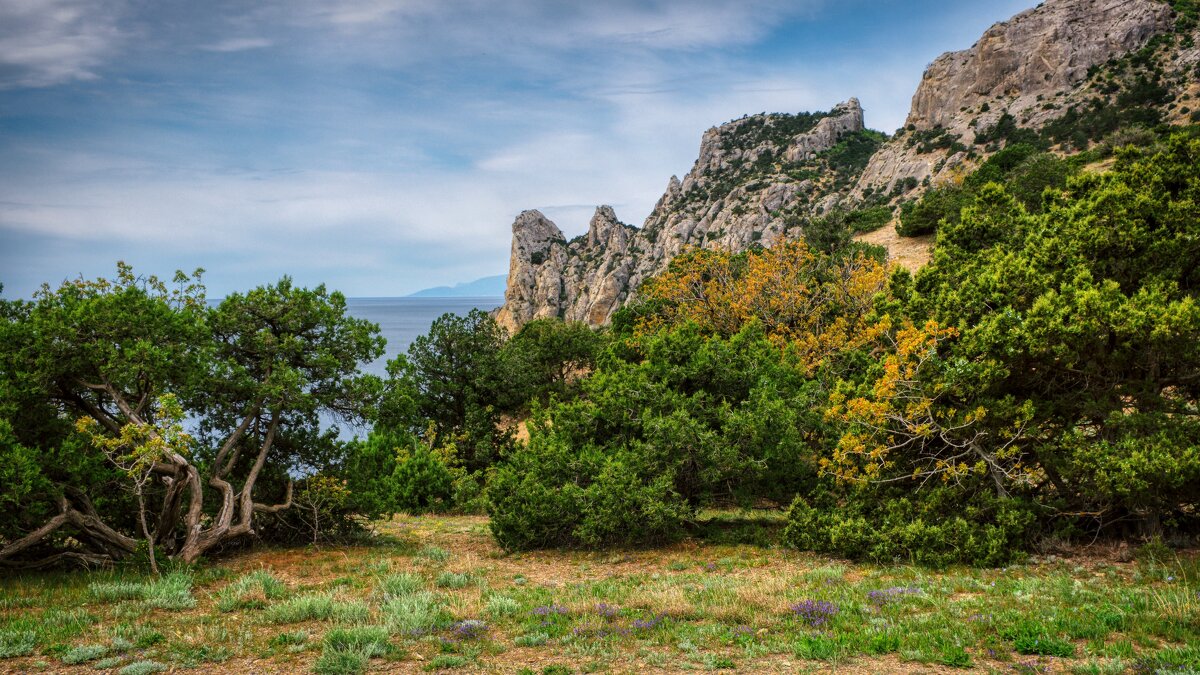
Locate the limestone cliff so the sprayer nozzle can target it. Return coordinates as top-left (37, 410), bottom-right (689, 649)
top-left (495, 99), bottom-right (872, 332)
top-left (497, 0), bottom-right (1193, 332)
top-left (853, 0), bottom-right (1174, 199)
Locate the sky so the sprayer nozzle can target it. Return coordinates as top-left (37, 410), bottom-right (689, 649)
top-left (0, 0), bottom-right (1037, 298)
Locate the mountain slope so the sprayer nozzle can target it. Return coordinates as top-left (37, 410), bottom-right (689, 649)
top-left (496, 0), bottom-right (1195, 331)
top-left (495, 99), bottom-right (875, 332)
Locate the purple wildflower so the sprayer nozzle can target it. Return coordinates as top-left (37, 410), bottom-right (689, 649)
top-left (867, 586), bottom-right (922, 607)
top-left (633, 614), bottom-right (665, 631)
top-left (595, 603), bottom-right (619, 620)
top-left (450, 619), bottom-right (488, 640)
top-left (790, 599), bottom-right (840, 628)
top-left (531, 604), bottom-right (568, 617)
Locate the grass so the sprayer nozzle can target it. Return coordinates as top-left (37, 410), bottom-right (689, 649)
top-left (215, 568), bottom-right (287, 612)
top-left (88, 572), bottom-right (196, 610)
top-left (60, 643), bottom-right (109, 664)
top-left (0, 513), bottom-right (1196, 673)
top-left (119, 661), bottom-right (167, 674)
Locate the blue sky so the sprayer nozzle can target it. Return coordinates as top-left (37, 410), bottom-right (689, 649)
top-left (0, 0), bottom-right (1036, 298)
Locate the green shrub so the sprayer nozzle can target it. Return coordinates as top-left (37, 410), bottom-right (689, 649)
top-left (61, 644), bottom-right (109, 664)
top-left (783, 488), bottom-right (1037, 566)
top-left (488, 430), bottom-right (687, 550)
top-left (896, 184), bottom-right (967, 237)
top-left (392, 446), bottom-right (456, 513)
top-left (0, 630), bottom-right (37, 658)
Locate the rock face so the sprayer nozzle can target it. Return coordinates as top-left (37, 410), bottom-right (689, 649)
top-left (496, 0), bottom-right (1186, 332)
top-left (495, 99), bottom-right (869, 333)
top-left (853, 0), bottom-right (1173, 198)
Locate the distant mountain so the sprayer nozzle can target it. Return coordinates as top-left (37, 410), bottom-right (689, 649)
top-left (408, 274), bottom-right (507, 298)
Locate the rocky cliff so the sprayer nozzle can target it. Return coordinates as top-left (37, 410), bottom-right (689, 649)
top-left (853, 0), bottom-right (1175, 199)
top-left (495, 99), bottom-right (874, 332)
top-left (497, 0), bottom-right (1192, 332)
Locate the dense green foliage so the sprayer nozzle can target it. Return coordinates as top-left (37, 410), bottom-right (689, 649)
top-left (0, 269), bottom-right (385, 565)
top-left (907, 136), bottom-right (1200, 531)
top-left (485, 134), bottom-right (1200, 562)
top-left (897, 143), bottom-right (1077, 236)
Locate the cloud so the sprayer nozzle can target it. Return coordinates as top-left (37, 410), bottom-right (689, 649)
top-left (259, 0), bottom-right (825, 62)
top-left (0, 0), bottom-right (125, 89)
top-left (199, 37), bottom-right (273, 53)
top-left (0, 0), bottom-right (1042, 300)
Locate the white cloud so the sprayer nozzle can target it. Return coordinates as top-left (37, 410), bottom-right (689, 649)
top-left (0, 0), bottom-right (1043, 299)
top-left (199, 37), bottom-right (273, 53)
top-left (0, 0), bottom-right (125, 89)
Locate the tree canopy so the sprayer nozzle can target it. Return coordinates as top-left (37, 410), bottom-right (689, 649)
top-left (0, 266), bottom-right (383, 566)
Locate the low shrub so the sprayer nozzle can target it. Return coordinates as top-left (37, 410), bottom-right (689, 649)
top-left (488, 431), bottom-right (687, 550)
top-left (783, 487), bottom-right (1037, 566)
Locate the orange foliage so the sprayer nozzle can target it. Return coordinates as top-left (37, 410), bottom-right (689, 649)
top-left (637, 241), bottom-right (890, 372)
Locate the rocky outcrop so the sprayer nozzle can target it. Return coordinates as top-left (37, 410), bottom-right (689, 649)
top-left (495, 207), bottom-right (638, 332)
top-left (496, 0), bottom-right (1188, 331)
top-left (854, 0), bottom-right (1174, 197)
top-left (496, 99), bottom-right (869, 331)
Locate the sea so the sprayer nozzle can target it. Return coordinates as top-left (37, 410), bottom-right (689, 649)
top-left (332, 297), bottom-right (504, 439)
top-left (344, 296), bottom-right (505, 378)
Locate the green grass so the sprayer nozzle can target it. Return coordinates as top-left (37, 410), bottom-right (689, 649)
top-left (0, 513), bottom-right (1196, 672)
top-left (427, 654), bottom-right (470, 669)
top-left (376, 572), bottom-right (424, 600)
top-left (270, 629), bottom-right (310, 647)
top-left (118, 661), bottom-right (168, 675)
top-left (435, 572), bottom-right (470, 589)
top-left (61, 643), bottom-right (109, 664)
top-left (485, 594), bottom-right (520, 618)
top-left (416, 545), bottom-right (451, 563)
top-left (94, 655), bottom-right (125, 669)
top-left (0, 630), bottom-right (36, 658)
top-left (215, 569), bottom-right (287, 612)
top-left (314, 647), bottom-right (371, 675)
top-left (380, 591), bottom-right (449, 634)
top-left (322, 625), bottom-right (390, 656)
top-left (88, 572), bottom-right (195, 610)
top-left (262, 593), bottom-right (369, 624)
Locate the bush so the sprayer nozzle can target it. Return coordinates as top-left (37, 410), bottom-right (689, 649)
top-left (392, 445), bottom-right (455, 513)
top-left (783, 488), bottom-right (1038, 567)
top-left (487, 430), bottom-right (687, 551)
top-left (897, 185), bottom-right (967, 237)
top-left (259, 475), bottom-right (367, 546)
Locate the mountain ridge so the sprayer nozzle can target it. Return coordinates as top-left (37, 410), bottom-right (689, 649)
top-left (409, 274), bottom-right (507, 298)
top-left (495, 0), bottom-right (1196, 332)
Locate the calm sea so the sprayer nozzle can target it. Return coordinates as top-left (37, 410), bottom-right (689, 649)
top-left (345, 296), bottom-right (504, 378)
